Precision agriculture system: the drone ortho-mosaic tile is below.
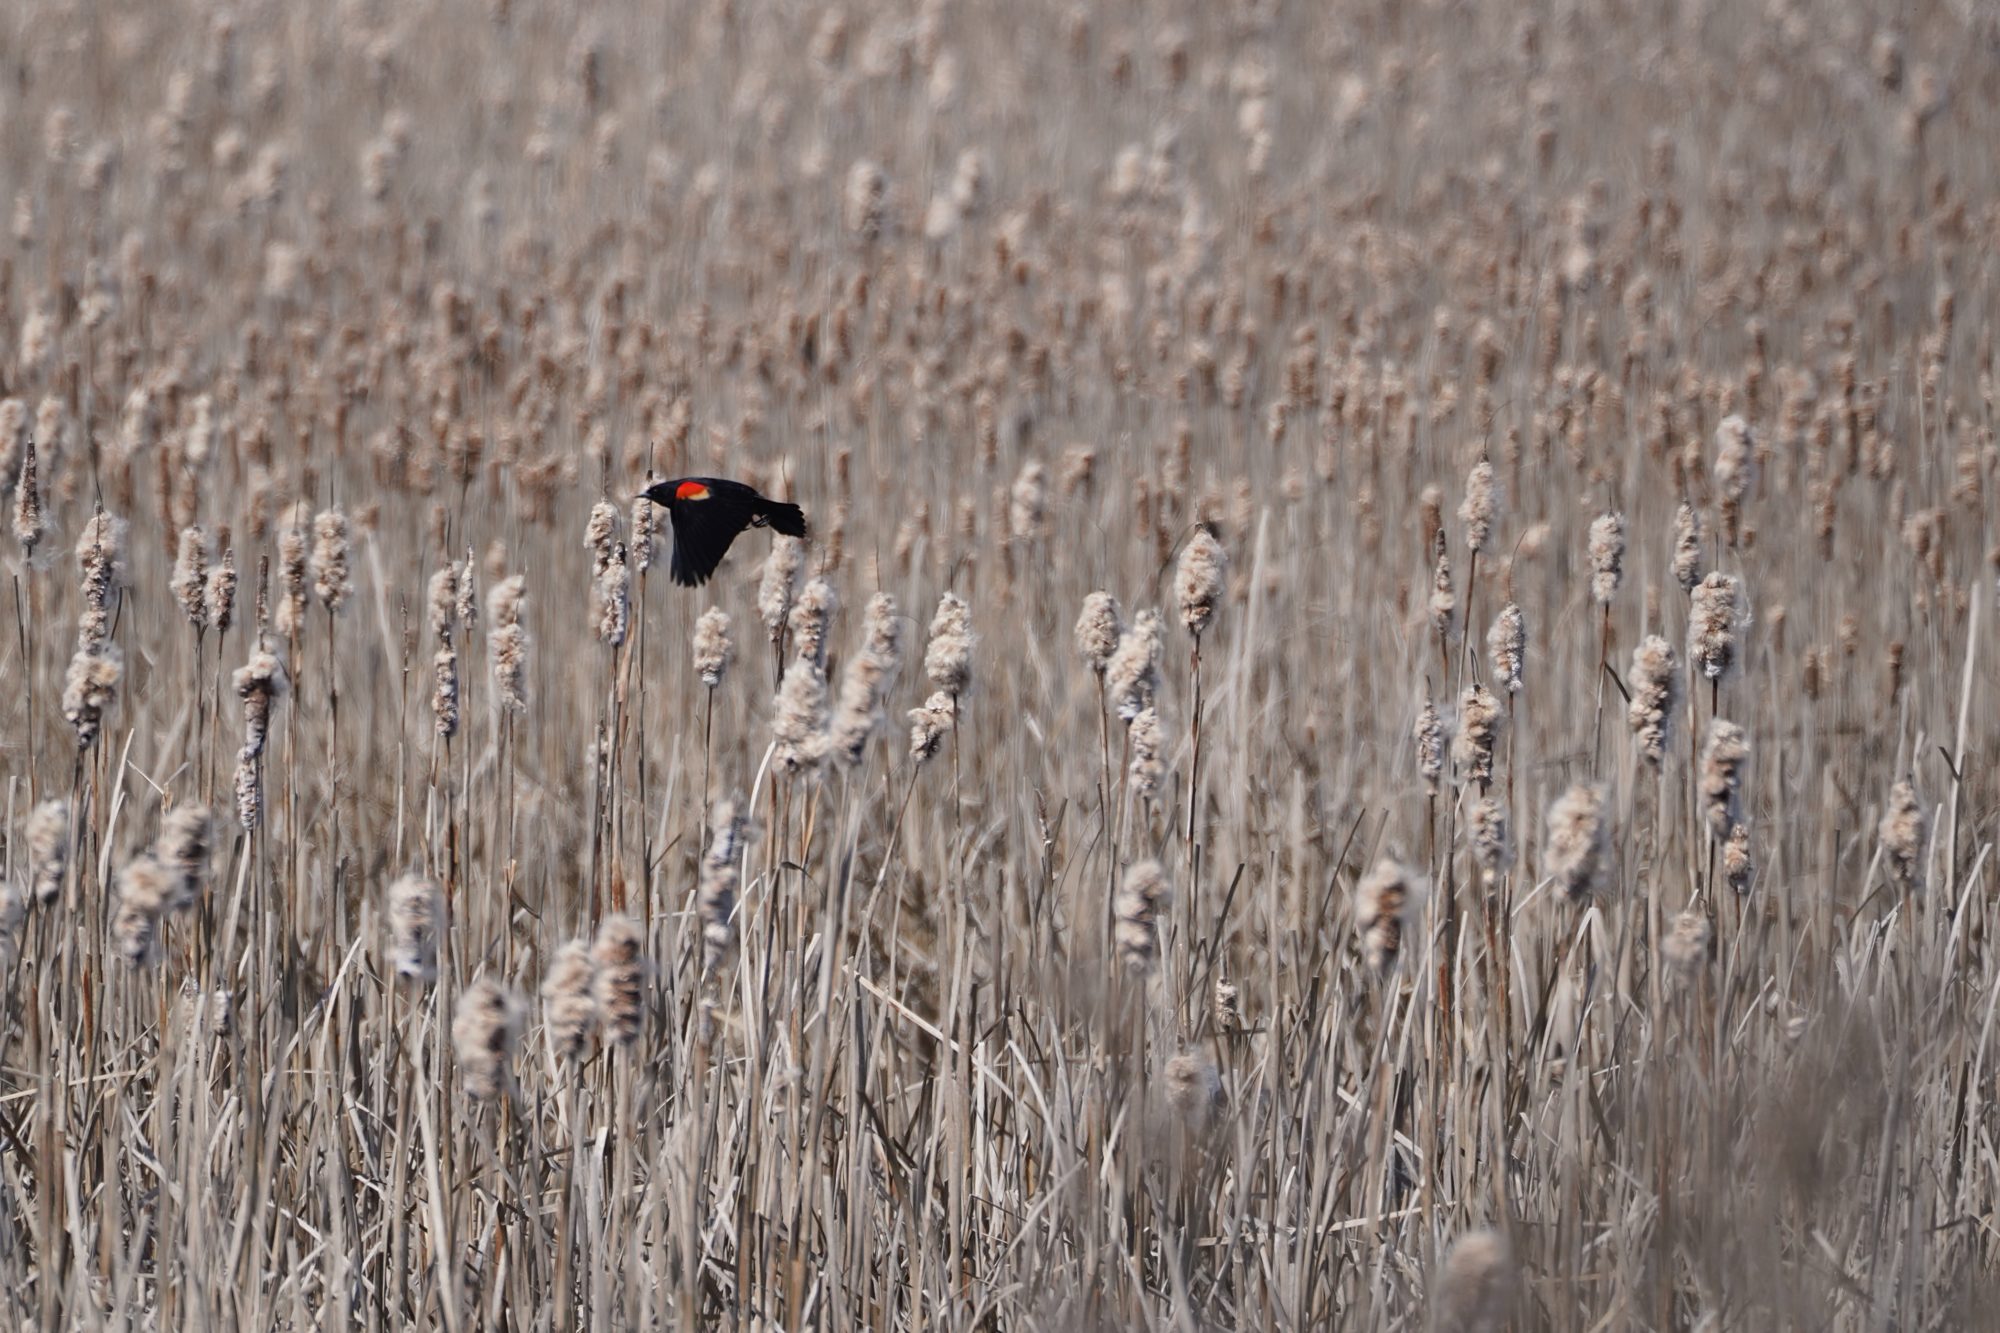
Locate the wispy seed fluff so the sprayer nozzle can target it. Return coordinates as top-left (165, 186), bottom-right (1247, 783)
top-left (698, 800), bottom-right (744, 973)
top-left (1626, 636), bottom-right (1679, 766)
top-left (1163, 1052), bottom-right (1224, 1133)
top-left (452, 978), bottom-right (525, 1101)
top-left (0, 882), bottom-right (22, 967)
top-left (1487, 603), bottom-right (1525, 694)
top-left (432, 645), bottom-right (460, 740)
top-left (584, 499), bottom-right (619, 576)
top-left (922, 591), bottom-right (974, 697)
top-left (1356, 858), bottom-right (1426, 975)
top-left (1428, 535), bottom-right (1455, 636)
top-left (591, 915), bottom-right (649, 1047)
top-left (629, 493), bottom-right (659, 574)
top-left (1587, 511), bottom-right (1626, 605)
top-left (75, 511), bottom-right (127, 653)
top-left (1175, 526), bottom-right (1227, 638)
top-left (1112, 859), bottom-right (1171, 975)
top-left (1672, 500), bottom-right (1704, 592)
top-left (208, 548), bottom-right (237, 636)
top-left (62, 644), bottom-right (123, 750)
top-left (233, 648), bottom-right (288, 758)
top-left (1460, 459), bottom-right (1503, 554)
top-left (907, 690), bottom-right (957, 765)
top-left (1544, 783), bottom-right (1613, 904)
top-left (1127, 705), bottom-right (1166, 801)
top-left (274, 504), bottom-right (309, 635)
top-left (758, 535), bottom-right (805, 644)
top-left (542, 942), bottom-right (599, 1062)
top-left (427, 564), bottom-right (458, 642)
top-left (1106, 608), bottom-right (1163, 721)
top-left (310, 508), bottom-right (352, 613)
top-left (488, 575), bottom-right (531, 714)
top-left (170, 525), bottom-right (210, 631)
top-left (112, 854), bottom-right (174, 967)
top-left (1699, 719), bottom-right (1750, 838)
top-left (26, 799), bottom-right (70, 904)
top-left (232, 751), bottom-right (263, 832)
top-left (789, 575), bottom-right (841, 671)
top-left (1432, 1228), bottom-right (1516, 1333)
top-left (830, 593), bottom-right (903, 767)
top-left (1415, 697), bottom-right (1446, 795)
top-left (1454, 685), bottom-right (1503, 788)
top-left (11, 432), bottom-right (41, 554)
top-left (693, 606), bottom-right (733, 687)
top-left (1713, 415), bottom-right (1757, 540)
top-left (773, 655), bottom-right (831, 774)
top-left (1008, 460), bottom-right (1049, 541)
top-left (454, 548), bottom-right (478, 632)
top-left (594, 542), bottom-right (630, 648)
top-left (1074, 591), bottom-right (1122, 675)
top-left (158, 806), bottom-right (213, 911)
top-left (1470, 797), bottom-right (1514, 873)
top-left (1688, 572), bottom-right (1743, 683)
top-left (1879, 779), bottom-right (1927, 892)
top-left (1723, 823), bottom-right (1754, 895)
top-left (388, 874), bottom-right (445, 985)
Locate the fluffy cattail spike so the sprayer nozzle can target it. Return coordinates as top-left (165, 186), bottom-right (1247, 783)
top-left (452, 978), bottom-right (525, 1100)
top-left (1175, 526), bottom-right (1227, 638)
top-left (1112, 859), bottom-right (1171, 974)
top-left (388, 874), bottom-right (445, 985)
top-left (1356, 858), bottom-right (1427, 974)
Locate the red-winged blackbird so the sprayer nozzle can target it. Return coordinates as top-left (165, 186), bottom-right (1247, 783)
top-left (637, 477), bottom-right (808, 587)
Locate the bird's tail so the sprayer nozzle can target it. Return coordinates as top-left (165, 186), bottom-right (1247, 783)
top-left (758, 498), bottom-right (808, 538)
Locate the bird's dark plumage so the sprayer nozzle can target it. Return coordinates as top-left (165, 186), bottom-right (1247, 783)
top-left (637, 477), bottom-right (807, 587)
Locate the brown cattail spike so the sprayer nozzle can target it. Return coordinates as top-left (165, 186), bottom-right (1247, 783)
top-left (1112, 859), bottom-right (1171, 975)
top-left (1356, 858), bottom-right (1427, 975)
top-left (452, 978), bottom-right (525, 1100)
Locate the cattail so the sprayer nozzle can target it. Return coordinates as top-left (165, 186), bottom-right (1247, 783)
top-left (1428, 534), bottom-right (1455, 636)
top-left (454, 547), bottom-right (478, 633)
top-left (1356, 858), bottom-right (1426, 974)
top-left (10, 430), bottom-right (40, 554)
top-left (629, 493), bottom-right (659, 574)
top-left (1879, 779), bottom-right (1927, 892)
top-left (1213, 975), bottom-right (1242, 1032)
top-left (158, 805), bottom-right (212, 911)
top-left (1112, 859), bottom-right (1171, 974)
top-left (542, 942), bottom-right (599, 1062)
top-left (1699, 719), bottom-right (1749, 838)
top-left (1075, 592), bottom-right (1122, 675)
top-left (1009, 460), bottom-right (1049, 541)
top-left (1626, 636), bottom-right (1679, 765)
top-left (1544, 783), bottom-right (1612, 903)
top-left (427, 564), bottom-right (458, 642)
top-left (1415, 697), bottom-right (1446, 794)
top-left (1175, 526), bottom-right (1227, 638)
top-left (62, 644), bottom-right (123, 749)
top-left (170, 525), bottom-right (210, 630)
top-left (1672, 501), bottom-right (1703, 592)
top-left (208, 548), bottom-right (237, 636)
top-left (274, 506), bottom-right (308, 635)
top-left (310, 509), bottom-right (352, 612)
top-left (75, 512), bottom-right (127, 653)
top-left (584, 499), bottom-right (619, 575)
top-left (432, 645), bottom-right (460, 739)
top-left (233, 648), bottom-right (288, 757)
top-left (1106, 609), bottom-right (1163, 721)
top-left (594, 542), bottom-right (630, 647)
top-left (489, 575), bottom-right (531, 713)
top-left (1587, 512), bottom-right (1626, 604)
top-left (232, 751), bottom-right (263, 831)
top-left (908, 690), bottom-right (956, 765)
top-left (112, 854), bottom-right (173, 967)
top-left (1163, 1052), bottom-right (1223, 1133)
top-left (1723, 823), bottom-right (1754, 895)
top-left (693, 606), bottom-right (733, 687)
top-left (1431, 1228), bottom-right (1516, 1333)
top-left (1460, 459), bottom-right (1502, 554)
top-left (388, 874), bottom-right (444, 985)
top-left (1454, 685), bottom-right (1502, 787)
top-left (1688, 572), bottom-right (1743, 683)
top-left (844, 158), bottom-right (887, 238)
top-left (758, 535), bottom-right (804, 643)
top-left (1661, 910), bottom-right (1714, 979)
top-left (1469, 797), bottom-right (1514, 873)
top-left (922, 591), bottom-right (973, 697)
top-left (698, 800), bottom-right (743, 973)
top-left (1714, 415), bottom-right (1756, 541)
top-left (591, 915), bottom-right (648, 1046)
top-left (829, 593), bottom-right (903, 767)
top-left (1127, 705), bottom-right (1166, 801)
top-left (773, 655), bottom-right (830, 774)
top-left (1487, 603), bottom-right (1525, 694)
top-left (0, 881), bottom-right (24, 967)
top-left (452, 977), bottom-right (525, 1100)
top-left (790, 575), bottom-right (840, 670)
top-left (26, 799), bottom-right (70, 904)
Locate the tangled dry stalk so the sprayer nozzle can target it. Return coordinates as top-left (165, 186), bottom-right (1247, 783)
top-left (1, 0), bottom-right (1997, 1327)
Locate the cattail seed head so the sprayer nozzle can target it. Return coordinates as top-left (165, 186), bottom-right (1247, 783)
top-left (1470, 797), bottom-right (1514, 873)
top-left (427, 564), bottom-right (458, 643)
top-left (594, 542), bottom-right (630, 647)
top-left (1075, 591), bottom-right (1122, 674)
top-left (1213, 976), bottom-right (1242, 1032)
top-left (10, 432), bottom-right (40, 554)
top-left (452, 978), bottom-right (525, 1100)
top-left (488, 575), bottom-right (531, 713)
top-left (158, 805), bottom-right (213, 911)
top-left (1661, 909), bottom-right (1715, 979)
top-left (542, 942), bottom-right (599, 1063)
top-left (1487, 603), bottom-right (1525, 694)
top-left (1587, 511), bottom-right (1626, 605)
top-left (1415, 697), bottom-right (1446, 795)
top-left (1699, 719), bottom-right (1749, 839)
top-left (693, 606), bottom-right (733, 687)
top-left (1688, 572), bottom-right (1743, 683)
top-left (171, 525), bottom-right (210, 630)
top-left (1112, 859), bottom-right (1171, 974)
top-left (1106, 608), bottom-right (1163, 721)
top-left (233, 750), bottom-right (263, 831)
top-left (62, 644), bottom-right (123, 750)
top-left (233, 647), bottom-right (288, 757)
top-left (75, 512), bottom-right (127, 653)
top-left (1880, 779), bottom-right (1927, 892)
top-left (1163, 1052), bottom-right (1223, 1133)
top-left (790, 575), bottom-right (841, 671)
top-left (0, 882), bottom-right (24, 967)
top-left (1714, 415), bottom-right (1757, 541)
top-left (829, 593), bottom-right (902, 767)
top-left (699, 800), bottom-right (744, 973)
top-left (1428, 534), bottom-right (1455, 636)
top-left (584, 500), bottom-right (619, 575)
top-left (629, 493), bottom-right (659, 574)
top-left (26, 799), bottom-right (70, 904)
top-left (1672, 500), bottom-right (1704, 592)
top-left (388, 874), bottom-right (444, 985)
top-left (1626, 636), bottom-right (1679, 765)
top-left (1008, 460), bottom-right (1049, 541)
top-left (1127, 704), bottom-right (1166, 801)
top-left (274, 505), bottom-right (309, 635)
top-left (1432, 1228), bottom-right (1516, 1333)
top-left (1723, 823), bottom-right (1754, 895)
top-left (1175, 525), bottom-right (1227, 637)
top-left (1356, 858), bottom-right (1426, 974)
top-left (432, 645), bottom-right (460, 739)
top-left (454, 548), bottom-right (478, 632)
top-left (208, 548), bottom-right (237, 636)
top-left (310, 508), bottom-right (351, 612)
top-left (922, 591), bottom-right (973, 697)
top-left (773, 655), bottom-right (831, 774)
top-left (908, 690), bottom-right (957, 765)
top-left (1460, 459), bottom-right (1502, 554)
top-left (759, 536), bottom-right (805, 643)
top-left (1454, 685), bottom-right (1503, 788)
top-left (1544, 783), bottom-right (1612, 904)
top-left (112, 854), bottom-right (174, 967)
top-left (591, 914), bottom-right (648, 1046)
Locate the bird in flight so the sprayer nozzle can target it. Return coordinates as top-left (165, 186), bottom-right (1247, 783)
top-left (637, 477), bottom-right (807, 587)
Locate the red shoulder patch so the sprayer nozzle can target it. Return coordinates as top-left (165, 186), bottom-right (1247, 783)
top-left (675, 481), bottom-right (712, 501)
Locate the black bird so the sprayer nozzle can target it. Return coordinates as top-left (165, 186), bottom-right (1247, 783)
top-left (637, 477), bottom-right (807, 587)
